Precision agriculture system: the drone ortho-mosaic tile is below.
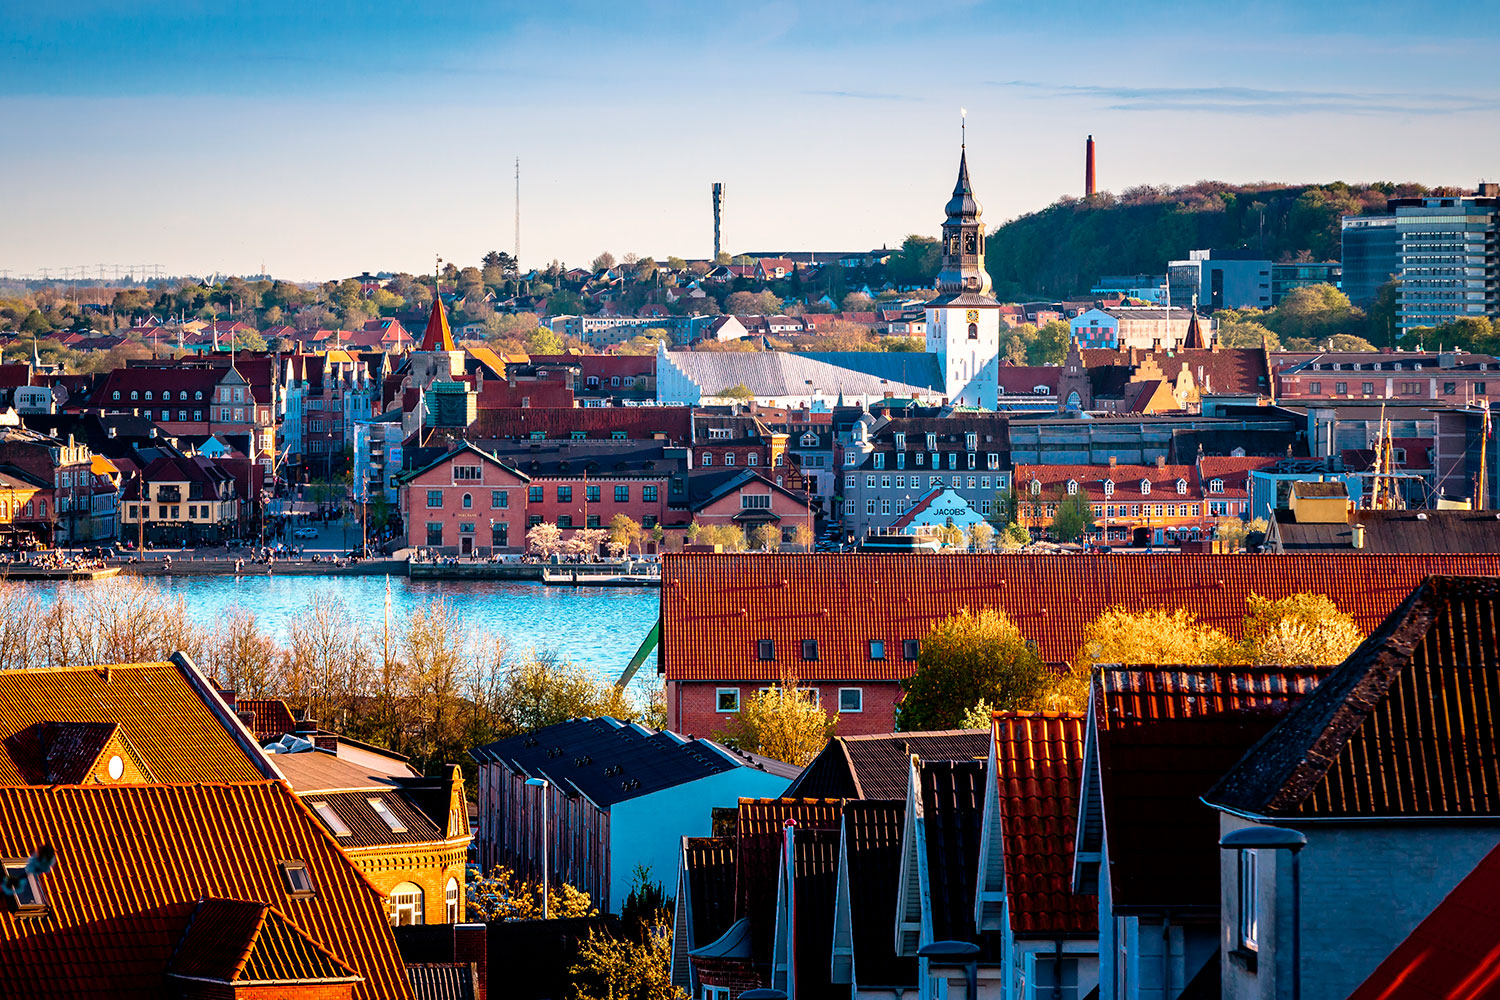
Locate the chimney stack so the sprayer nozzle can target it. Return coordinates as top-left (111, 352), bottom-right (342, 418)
top-left (1085, 135), bottom-right (1097, 198)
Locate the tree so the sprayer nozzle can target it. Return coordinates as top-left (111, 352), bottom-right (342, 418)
top-left (1072, 607), bottom-right (1234, 675)
top-left (591, 252), bottom-right (616, 272)
top-left (792, 523), bottom-right (814, 551)
top-left (896, 609), bottom-right (1052, 730)
top-left (569, 922), bottom-right (685, 1000)
top-left (968, 522), bottom-right (995, 551)
top-left (715, 383), bottom-right (755, 401)
top-left (724, 290), bottom-right (782, 315)
top-left (546, 290), bottom-right (585, 316)
top-left (749, 523), bottom-right (781, 551)
top-left (1238, 593), bottom-right (1364, 665)
top-left (997, 522), bottom-right (1031, 550)
top-left (1050, 490), bottom-right (1095, 543)
top-left (886, 235), bottom-right (941, 288)
top-left (716, 669), bottom-right (835, 766)
top-left (609, 514), bottom-right (642, 556)
top-left (527, 521), bottom-right (563, 556)
top-left (467, 865), bottom-right (597, 922)
top-left (526, 328), bottom-right (565, 356)
top-left (492, 653), bottom-right (637, 736)
top-left (567, 527), bottom-right (609, 559)
top-left (1027, 320), bottom-right (1071, 365)
top-left (934, 523), bottom-right (965, 550)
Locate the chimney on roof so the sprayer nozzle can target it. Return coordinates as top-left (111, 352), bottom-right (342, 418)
top-left (295, 718), bottom-right (319, 736)
top-left (218, 687), bottom-right (237, 712)
top-left (1352, 521), bottom-right (1366, 549)
top-left (1156, 455), bottom-right (1166, 468)
top-left (1108, 456), bottom-right (1117, 467)
top-left (236, 709), bottom-right (256, 729)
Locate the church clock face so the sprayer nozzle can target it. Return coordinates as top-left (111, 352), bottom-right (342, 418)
top-left (965, 309), bottom-right (979, 323)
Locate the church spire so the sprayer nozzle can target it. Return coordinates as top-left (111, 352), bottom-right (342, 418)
top-left (420, 293), bottom-right (454, 352)
top-left (936, 145), bottom-right (992, 299)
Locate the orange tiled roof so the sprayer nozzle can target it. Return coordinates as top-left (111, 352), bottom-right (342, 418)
top-left (0, 781), bottom-right (412, 999)
top-left (992, 711), bottom-right (1095, 935)
top-left (659, 553), bottom-right (1500, 681)
top-left (169, 897), bottom-right (360, 986)
top-left (0, 661), bottom-right (274, 785)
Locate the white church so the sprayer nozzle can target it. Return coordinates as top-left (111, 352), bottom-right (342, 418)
top-left (924, 147), bottom-right (1002, 409)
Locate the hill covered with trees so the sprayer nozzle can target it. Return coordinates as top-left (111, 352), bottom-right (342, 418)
top-left (984, 180), bottom-right (1433, 300)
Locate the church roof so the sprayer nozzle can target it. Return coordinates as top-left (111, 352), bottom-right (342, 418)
top-left (419, 297), bottom-right (454, 352)
top-left (944, 149), bottom-right (981, 221)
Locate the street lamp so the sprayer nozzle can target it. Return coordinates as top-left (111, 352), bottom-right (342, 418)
top-left (1220, 826), bottom-right (1307, 1000)
top-left (918, 940), bottom-right (980, 1000)
top-left (524, 776), bottom-right (550, 919)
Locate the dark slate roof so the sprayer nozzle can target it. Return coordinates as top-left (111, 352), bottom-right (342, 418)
top-left (406, 964), bottom-right (479, 1000)
top-left (783, 731), bottom-right (990, 800)
top-left (1094, 666), bottom-right (1330, 910)
top-left (1346, 840), bottom-right (1500, 1000)
top-left (918, 759), bottom-right (1001, 958)
top-left (1206, 576), bottom-right (1500, 819)
top-left (39, 721), bottom-right (120, 784)
top-left (785, 827), bottom-right (840, 999)
top-left (793, 352), bottom-right (946, 392)
top-left (169, 898), bottom-right (359, 986)
top-left (843, 799), bottom-right (915, 989)
top-left (683, 837), bottom-right (737, 952)
top-left (683, 469), bottom-right (809, 512)
top-left (1271, 509), bottom-right (1500, 554)
top-left (470, 717), bottom-right (798, 809)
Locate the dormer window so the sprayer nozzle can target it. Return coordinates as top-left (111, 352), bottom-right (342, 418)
top-left (130, 390), bottom-right (138, 400)
top-left (1210, 479), bottom-right (1224, 493)
top-left (1140, 480), bottom-right (1151, 495)
top-left (894, 432), bottom-right (906, 450)
top-left (1103, 480), bottom-right (1115, 497)
top-left (1176, 479), bottom-right (1188, 495)
top-left (144, 391), bottom-right (153, 401)
top-left (1030, 479), bottom-right (1042, 495)
top-left (1066, 479), bottom-right (1078, 495)
top-left (926, 433), bottom-right (937, 451)
top-left (965, 432), bottom-right (977, 451)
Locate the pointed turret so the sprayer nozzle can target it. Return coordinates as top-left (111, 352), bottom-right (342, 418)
top-left (420, 294), bottom-right (454, 352)
top-left (1182, 312), bottom-right (1205, 350)
top-left (944, 150), bottom-right (981, 222)
top-left (935, 147), bottom-right (993, 299)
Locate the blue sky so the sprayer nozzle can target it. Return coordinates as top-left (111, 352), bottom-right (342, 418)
top-left (3, 1), bottom-right (1498, 281)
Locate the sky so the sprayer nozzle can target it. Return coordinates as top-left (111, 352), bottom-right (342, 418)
top-left (3, 0), bottom-right (1499, 282)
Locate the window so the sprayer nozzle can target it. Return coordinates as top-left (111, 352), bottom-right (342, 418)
top-left (747, 453), bottom-right (758, 466)
top-left (311, 801), bottom-right (352, 837)
top-left (903, 639), bottom-right (921, 661)
top-left (586, 485), bottom-right (601, 503)
top-left (426, 522), bottom-right (444, 546)
top-left (279, 860), bottom-right (315, 898)
top-left (557, 514), bottom-right (573, 528)
top-left (492, 490), bottom-right (508, 509)
top-left (368, 797), bottom-right (408, 834)
top-left (1444, 381), bottom-right (1458, 395)
top-left (967, 322), bottom-right (978, 340)
top-left (881, 476), bottom-right (891, 489)
top-left (462, 493), bottom-right (473, 509)
top-left (1066, 479), bottom-right (1078, 495)
top-left (801, 639), bottom-right (818, 661)
top-left (742, 494), bottom-right (771, 509)
top-left (643, 484), bottom-right (658, 502)
top-left (131, 390), bottom-right (138, 400)
top-left (426, 490), bottom-right (443, 509)
top-left (195, 389), bottom-right (203, 400)
top-left (1308, 381), bottom-right (1322, 393)
top-left (873, 452), bottom-right (885, 470)
top-left (895, 475), bottom-right (905, 489)
top-left (1, 859), bottom-right (47, 914)
top-left (987, 452), bottom-right (999, 470)
top-left (527, 515), bottom-right (541, 527)
top-left (839, 688), bottom-right (863, 713)
top-left (868, 640), bottom-right (885, 660)
top-left (389, 881), bottom-right (424, 926)
top-left (1030, 480), bottom-right (1041, 495)
top-left (557, 485), bottom-right (573, 502)
top-left (193, 410), bottom-right (203, 420)
top-left (446, 877), bottom-right (461, 923)
top-left (1335, 382), bottom-right (1347, 395)
top-left (867, 499), bottom-right (876, 515)
top-left (1140, 480), bottom-right (1151, 495)
top-left (1103, 480), bottom-right (1114, 497)
top-left (725, 452), bottom-right (735, 466)
top-left (178, 410), bottom-right (187, 421)
top-left (1210, 479), bottom-right (1224, 493)
top-left (615, 485), bottom-right (629, 502)
top-left (112, 390), bottom-right (120, 400)
top-left (716, 688), bottom-right (740, 713)
top-left (701, 452), bottom-right (712, 466)
top-left (145, 390), bottom-right (153, 401)
top-left (866, 475), bottom-right (877, 488)
top-left (1362, 382), bottom-right (1374, 394)
top-left (529, 486), bottom-right (544, 503)
top-left (1400, 381), bottom-right (1421, 395)
top-left (1238, 849), bottom-right (1259, 951)
top-left (704, 988), bottom-right (731, 1000)
top-left (1176, 479), bottom-right (1187, 495)
top-left (454, 465), bottom-right (482, 481)
top-left (757, 639), bottom-right (775, 661)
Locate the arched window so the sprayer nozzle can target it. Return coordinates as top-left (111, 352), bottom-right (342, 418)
top-left (1066, 391), bottom-right (1082, 408)
top-left (1176, 479), bottom-right (1188, 495)
top-left (1029, 479), bottom-right (1041, 495)
top-left (701, 452), bottom-right (712, 467)
top-left (967, 323), bottom-right (978, 340)
top-left (1140, 480), bottom-right (1151, 495)
top-left (1103, 480), bottom-right (1114, 497)
top-left (725, 452), bottom-right (735, 466)
top-left (1066, 480), bottom-right (1078, 495)
top-left (144, 391), bottom-right (153, 401)
top-left (446, 877), bottom-right (462, 923)
top-left (463, 493), bottom-right (473, 509)
top-left (389, 882), bottom-right (424, 926)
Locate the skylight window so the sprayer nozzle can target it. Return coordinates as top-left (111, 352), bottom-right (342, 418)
top-left (311, 801), bottom-right (352, 838)
top-left (2, 859), bottom-right (47, 915)
top-left (368, 797), bottom-right (408, 834)
top-left (279, 860), bottom-right (315, 898)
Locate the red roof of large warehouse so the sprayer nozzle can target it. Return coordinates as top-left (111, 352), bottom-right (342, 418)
top-left (658, 553), bottom-right (1500, 682)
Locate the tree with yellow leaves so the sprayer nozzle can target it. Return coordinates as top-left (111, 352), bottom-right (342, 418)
top-left (715, 668), bottom-right (834, 766)
top-left (1239, 593), bottom-right (1364, 665)
top-left (897, 608), bottom-right (1053, 729)
top-left (465, 865), bottom-right (597, 922)
top-left (569, 921), bottom-right (685, 1000)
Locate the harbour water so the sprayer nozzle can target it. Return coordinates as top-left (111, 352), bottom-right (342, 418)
top-left (13, 574), bottom-right (660, 690)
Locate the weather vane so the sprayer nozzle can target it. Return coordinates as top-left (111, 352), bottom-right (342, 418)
top-left (961, 107), bottom-right (967, 148)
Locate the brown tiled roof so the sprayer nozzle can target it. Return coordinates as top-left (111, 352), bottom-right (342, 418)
top-left (683, 837), bottom-right (737, 951)
top-left (0, 660), bottom-right (273, 786)
top-left (238, 697), bottom-right (298, 740)
top-left (660, 553), bottom-right (1500, 681)
top-left (1199, 456), bottom-right (1279, 498)
top-left (733, 798), bottom-right (843, 966)
top-left (465, 406), bottom-right (691, 443)
top-left (842, 800), bottom-right (914, 989)
top-left (783, 730), bottom-right (989, 800)
top-left (918, 759), bottom-right (1000, 957)
top-left (169, 897), bottom-right (360, 986)
top-left (993, 712), bottom-right (1095, 936)
top-left (1093, 666), bottom-right (1330, 909)
top-left (0, 782), bottom-right (413, 999)
top-left (1081, 347), bottom-right (1270, 396)
top-left (37, 722), bottom-right (126, 784)
top-left (1271, 509), bottom-right (1500, 554)
top-left (1207, 576), bottom-right (1500, 819)
top-left (1346, 839), bottom-right (1500, 1000)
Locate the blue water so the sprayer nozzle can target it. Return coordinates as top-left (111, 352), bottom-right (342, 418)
top-left (15, 575), bottom-right (660, 690)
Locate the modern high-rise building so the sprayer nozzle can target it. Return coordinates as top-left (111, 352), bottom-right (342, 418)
top-left (925, 146), bottom-right (1001, 408)
top-left (1340, 214), bottom-right (1399, 306)
top-left (1391, 188), bottom-right (1499, 335)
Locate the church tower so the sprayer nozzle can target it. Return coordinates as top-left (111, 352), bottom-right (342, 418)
top-left (925, 146), bottom-right (1001, 408)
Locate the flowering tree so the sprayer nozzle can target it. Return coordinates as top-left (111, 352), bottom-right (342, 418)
top-left (609, 514), bottom-right (641, 556)
top-left (715, 668), bottom-right (834, 766)
top-left (527, 521), bottom-right (563, 556)
top-left (566, 527), bottom-right (609, 559)
top-left (465, 864), bottom-right (597, 922)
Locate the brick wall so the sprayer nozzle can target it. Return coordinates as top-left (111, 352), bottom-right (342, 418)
top-left (670, 680), bottom-right (904, 738)
top-left (694, 955), bottom-right (764, 998)
top-left (349, 844), bottom-right (469, 925)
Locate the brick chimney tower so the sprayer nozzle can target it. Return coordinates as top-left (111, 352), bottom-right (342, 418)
top-left (1085, 135), bottom-right (1096, 198)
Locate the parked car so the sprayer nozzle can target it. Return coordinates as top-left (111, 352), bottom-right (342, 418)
top-left (293, 526), bottom-right (319, 539)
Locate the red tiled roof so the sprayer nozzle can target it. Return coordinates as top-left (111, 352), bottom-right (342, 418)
top-left (237, 698), bottom-right (298, 740)
top-left (659, 553), bottom-right (1500, 682)
top-left (169, 897), bottom-right (360, 986)
top-left (1346, 839), bottom-right (1500, 1000)
top-left (1014, 463), bottom-right (1200, 502)
top-left (466, 406), bottom-right (691, 443)
top-left (420, 297), bottom-right (454, 352)
top-left (993, 711), bottom-right (1095, 935)
top-left (0, 782), bottom-right (413, 999)
top-left (1199, 456), bottom-right (1279, 498)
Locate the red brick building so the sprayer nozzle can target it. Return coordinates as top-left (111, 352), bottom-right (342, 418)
top-left (658, 551), bottom-right (1500, 736)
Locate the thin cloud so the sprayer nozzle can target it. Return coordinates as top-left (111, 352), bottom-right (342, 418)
top-left (991, 80), bottom-right (1500, 115)
top-left (803, 88), bottom-right (921, 102)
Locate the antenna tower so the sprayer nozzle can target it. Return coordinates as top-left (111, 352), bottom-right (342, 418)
top-left (514, 158), bottom-right (521, 272)
top-left (712, 182), bottom-right (724, 259)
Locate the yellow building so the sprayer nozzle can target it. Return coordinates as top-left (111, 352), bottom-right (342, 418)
top-left (275, 751), bottom-right (473, 926)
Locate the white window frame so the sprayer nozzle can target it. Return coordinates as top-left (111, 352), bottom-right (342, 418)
top-left (716, 688), bottom-right (741, 713)
top-left (310, 801), bottom-right (352, 838)
top-left (445, 877), bottom-right (462, 923)
top-left (389, 881), bottom-right (425, 927)
top-left (1239, 849), bottom-right (1259, 951)
top-left (838, 688), bottom-right (864, 713)
top-left (368, 797), bottom-right (408, 834)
